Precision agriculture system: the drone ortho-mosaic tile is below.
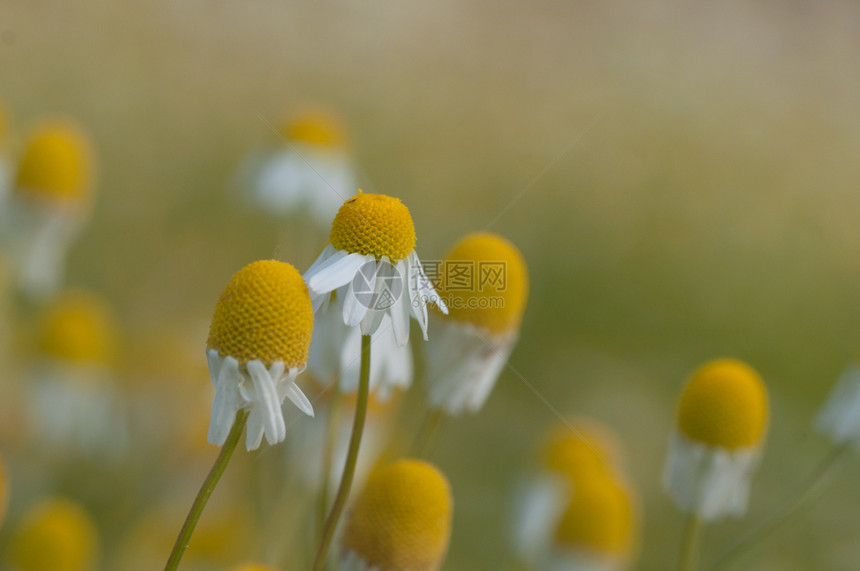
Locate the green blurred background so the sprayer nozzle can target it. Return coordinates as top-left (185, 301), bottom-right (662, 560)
top-left (3, 0), bottom-right (860, 569)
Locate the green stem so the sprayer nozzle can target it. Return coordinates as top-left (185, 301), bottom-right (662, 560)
top-left (411, 408), bottom-right (445, 458)
top-left (708, 444), bottom-right (848, 570)
top-left (318, 382), bottom-right (343, 539)
top-left (312, 335), bottom-right (371, 571)
top-left (678, 513), bottom-right (702, 571)
top-left (164, 409), bottom-right (248, 571)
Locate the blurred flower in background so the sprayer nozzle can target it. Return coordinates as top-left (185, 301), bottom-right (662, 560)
top-left (237, 106), bottom-right (354, 224)
top-left (663, 359), bottom-right (769, 521)
top-left (286, 387), bottom-right (399, 496)
top-left (24, 290), bottom-right (128, 459)
top-left (6, 497), bottom-right (99, 571)
top-left (0, 119), bottom-right (95, 300)
top-left (340, 459), bottom-right (453, 571)
top-left (514, 418), bottom-right (638, 570)
top-left (423, 231), bottom-right (528, 415)
top-left (816, 357), bottom-right (860, 448)
top-left (308, 308), bottom-right (413, 399)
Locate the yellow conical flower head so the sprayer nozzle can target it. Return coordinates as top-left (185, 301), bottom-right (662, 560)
top-left (677, 359), bottom-right (769, 449)
top-left (281, 107), bottom-right (347, 149)
top-left (540, 419), bottom-right (619, 486)
top-left (10, 498), bottom-right (99, 571)
top-left (38, 291), bottom-right (118, 366)
top-left (234, 564), bottom-right (279, 571)
top-left (207, 260), bottom-right (313, 367)
top-left (434, 232), bottom-right (528, 335)
top-left (343, 459), bottom-right (453, 571)
top-left (554, 473), bottom-right (635, 558)
top-left (15, 121), bottom-right (95, 204)
top-left (329, 192), bottom-right (416, 263)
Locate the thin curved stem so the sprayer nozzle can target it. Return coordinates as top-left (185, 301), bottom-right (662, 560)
top-left (313, 335), bottom-right (371, 571)
top-left (678, 512), bottom-right (702, 571)
top-left (411, 408), bottom-right (445, 458)
top-left (317, 382), bottom-right (343, 539)
top-left (708, 444), bottom-right (848, 570)
top-left (164, 409), bottom-right (248, 571)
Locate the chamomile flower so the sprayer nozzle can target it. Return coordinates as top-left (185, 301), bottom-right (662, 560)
top-left (546, 473), bottom-right (636, 571)
top-left (206, 260), bottom-right (315, 450)
top-left (663, 358), bottom-right (769, 521)
top-left (514, 419), bottom-right (627, 568)
top-left (340, 459), bottom-right (453, 571)
top-left (423, 232), bottom-right (528, 414)
top-left (8, 498), bottom-right (99, 571)
top-left (815, 358), bottom-right (860, 447)
top-left (309, 305), bottom-right (413, 398)
top-left (304, 192), bottom-right (445, 346)
top-left (242, 107), bottom-right (354, 223)
top-left (0, 120), bottom-right (95, 299)
top-left (27, 291), bottom-right (128, 457)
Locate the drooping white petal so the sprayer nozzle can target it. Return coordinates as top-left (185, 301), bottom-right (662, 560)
top-left (247, 360), bottom-right (287, 445)
top-left (204, 350), bottom-right (307, 451)
top-left (423, 317), bottom-right (516, 415)
top-left (285, 382), bottom-right (315, 417)
top-left (662, 432), bottom-right (761, 521)
top-left (342, 266), bottom-right (371, 327)
top-left (306, 251), bottom-right (368, 295)
top-left (208, 353), bottom-right (244, 445)
top-left (304, 244), bottom-right (337, 278)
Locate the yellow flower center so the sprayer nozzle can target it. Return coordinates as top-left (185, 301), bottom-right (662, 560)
top-left (554, 473), bottom-right (635, 557)
top-left (433, 232), bottom-right (528, 334)
top-left (10, 499), bottom-right (99, 571)
top-left (207, 260), bottom-right (313, 367)
top-left (540, 419), bottom-right (617, 486)
top-left (38, 291), bottom-right (117, 367)
top-left (329, 193), bottom-right (416, 262)
top-left (15, 121), bottom-right (94, 203)
top-left (677, 358), bottom-right (769, 449)
top-left (343, 459), bottom-right (452, 571)
top-left (281, 108), bottom-right (346, 149)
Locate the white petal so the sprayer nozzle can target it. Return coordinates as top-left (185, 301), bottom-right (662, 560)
top-left (304, 244), bottom-right (336, 277)
top-left (247, 360), bottom-right (287, 445)
top-left (306, 251), bottom-right (368, 295)
top-left (285, 382), bottom-right (315, 417)
top-left (342, 269), bottom-right (371, 326)
top-left (245, 413), bottom-right (265, 450)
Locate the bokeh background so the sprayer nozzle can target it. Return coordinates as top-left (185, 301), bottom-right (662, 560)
top-left (3, 0), bottom-right (860, 569)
